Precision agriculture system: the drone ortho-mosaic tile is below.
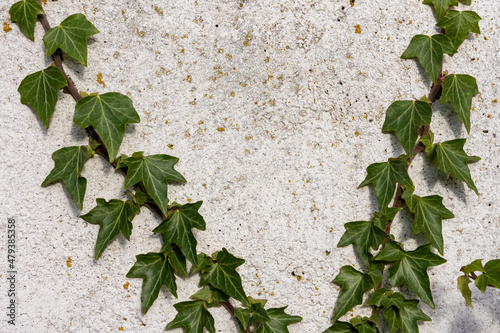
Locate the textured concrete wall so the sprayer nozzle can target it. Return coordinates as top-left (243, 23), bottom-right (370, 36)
top-left (1, 0), bottom-right (499, 332)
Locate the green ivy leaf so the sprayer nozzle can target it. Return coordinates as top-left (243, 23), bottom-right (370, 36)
top-left (153, 201), bottom-right (206, 267)
top-left (437, 10), bottom-right (481, 49)
top-left (200, 248), bottom-right (250, 307)
top-left (234, 307), bottom-right (251, 329)
top-left (457, 275), bottom-right (473, 307)
top-left (351, 315), bottom-right (380, 333)
top-left (359, 156), bottom-right (413, 211)
top-left (122, 153), bottom-right (187, 216)
top-left (475, 259), bottom-right (500, 293)
top-left (191, 252), bottom-right (213, 275)
top-left (367, 288), bottom-right (405, 310)
top-left (166, 300), bottom-right (215, 333)
top-left (402, 188), bottom-right (454, 255)
top-left (375, 243), bottom-right (446, 308)
top-left (234, 302), bottom-right (271, 330)
top-left (18, 66), bottom-right (67, 128)
top-left (401, 34), bottom-right (456, 84)
top-left (383, 299), bottom-right (432, 333)
top-left (337, 220), bottom-right (386, 268)
top-left (74, 93), bottom-right (140, 162)
top-left (372, 207), bottom-right (401, 231)
top-left (440, 74), bottom-right (479, 133)
top-left (126, 252), bottom-right (178, 314)
top-left (255, 307), bottom-right (302, 333)
top-left (332, 266), bottom-right (382, 321)
top-left (422, 0), bottom-right (458, 21)
top-left (461, 259), bottom-right (486, 275)
top-left (190, 285), bottom-right (230, 305)
top-left (164, 244), bottom-right (189, 277)
top-left (382, 101), bottom-right (432, 156)
top-left (80, 198), bottom-right (137, 260)
top-left (323, 321), bottom-right (357, 333)
top-left (9, 0), bottom-right (44, 41)
top-left (427, 139), bottom-right (480, 195)
top-left (43, 13), bottom-right (99, 66)
top-left (41, 145), bottom-right (93, 210)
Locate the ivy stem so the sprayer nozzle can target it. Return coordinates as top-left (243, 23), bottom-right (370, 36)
top-left (35, 1), bottom-right (245, 329)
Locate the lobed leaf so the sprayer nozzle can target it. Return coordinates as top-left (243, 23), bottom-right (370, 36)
top-left (255, 307), bottom-right (302, 333)
top-left (323, 321), bottom-right (358, 333)
top-left (402, 187), bottom-right (454, 255)
top-left (200, 248), bottom-right (250, 307)
top-left (382, 101), bottom-right (432, 156)
top-left (41, 145), bottom-right (93, 210)
top-left (440, 74), bottom-right (479, 133)
top-left (74, 93), bottom-right (140, 162)
top-left (166, 300), bottom-right (215, 333)
top-left (9, 0), bottom-right (44, 41)
top-left (401, 34), bottom-right (456, 84)
top-left (475, 259), bottom-right (500, 293)
top-left (359, 156), bottom-right (413, 211)
top-left (375, 243), bottom-right (446, 308)
top-left (383, 299), bottom-right (432, 333)
top-left (422, 0), bottom-right (458, 21)
top-left (43, 13), bottom-right (99, 66)
top-left (153, 201), bottom-right (206, 267)
top-left (437, 10), bottom-right (481, 49)
top-left (126, 252), bottom-right (178, 314)
top-left (190, 285), bottom-right (230, 305)
top-left (461, 259), bottom-right (485, 275)
top-left (122, 153), bottom-right (186, 216)
top-left (80, 198), bottom-right (137, 260)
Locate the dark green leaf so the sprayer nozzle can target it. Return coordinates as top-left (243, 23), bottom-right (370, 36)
top-left (122, 152), bottom-right (186, 216)
top-left (126, 252), bottom-right (177, 314)
top-left (422, 0), bottom-right (458, 21)
top-left (401, 34), bottom-right (456, 84)
top-left (234, 307), bottom-right (251, 329)
top-left (475, 259), bottom-right (500, 293)
top-left (153, 201), bottom-right (205, 267)
top-left (166, 300), bottom-right (215, 333)
top-left (200, 248), bottom-right (249, 306)
top-left (80, 198), bottom-right (137, 260)
top-left (457, 275), bottom-right (473, 307)
top-left (41, 145), bottom-right (93, 210)
top-left (337, 220), bottom-right (386, 267)
top-left (74, 93), bottom-right (140, 162)
top-left (9, 0), bottom-right (44, 41)
top-left (18, 66), bottom-right (67, 128)
top-left (382, 101), bottom-right (432, 156)
top-left (437, 10), bottom-right (481, 49)
top-left (372, 207), bottom-right (401, 231)
top-left (440, 74), bottom-right (479, 133)
top-left (351, 315), bottom-right (380, 333)
top-left (427, 139), bottom-right (480, 194)
top-left (43, 13), bottom-right (99, 66)
top-left (191, 252), bottom-right (213, 275)
top-left (402, 188), bottom-right (454, 255)
top-left (164, 244), bottom-right (188, 277)
top-left (359, 156), bottom-right (413, 211)
top-left (383, 299), bottom-right (432, 333)
top-left (255, 307), bottom-right (302, 333)
top-left (375, 243), bottom-right (446, 308)
top-left (323, 321), bottom-right (357, 333)
top-left (332, 266), bottom-right (381, 321)
top-left (367, 289), bottom-right (405, 310)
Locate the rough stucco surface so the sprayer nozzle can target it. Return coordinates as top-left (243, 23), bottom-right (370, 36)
top-left (0, 0), bottom-right (499, 332)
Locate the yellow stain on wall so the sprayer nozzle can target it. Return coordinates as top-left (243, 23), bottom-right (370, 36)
top-left (66, 257), bottom-right (72, 267)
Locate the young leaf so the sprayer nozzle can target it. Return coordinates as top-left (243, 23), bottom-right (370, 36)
top-left (457, 275), bottom-right (473, 307)
top-left (383, 299), bottom-right (432, 333)
top-left (461, 259), bottom-right (486, 275)
top-left (440, 74), bottom-right (479, 133)
top-left (437, 10), bottom-right (481, 49)
top-left (74, 93), bottom-right (140, 162)
top-left (122, 153), bottom-right (186, 216)
top-left (475, 259), bottom-right (500, 293)
top-left (323, 321), bottom-right (358, 333)
top-left (375, 243), bottom-right (446, 308)
top-left (9, 0), bottom-right (44, 41)
top-left (190, 285), bottom-right (230, 305)
top-left (153, 201), bottom-right (206, 267)
top-left (359, 156), bottom-right (413, 211)
top-left (126, 252), bottom-right (178, 314)
top-left (41, 145), bottom-right (93, 210)
top-left (427, 139), bottom-right (480, 194)
top-left (18, 66), bottom-right (67, 128)
top-left (382, 101), bottom-right (432, 156)
top-left (255, 307), bottom-right (302, 333)
top-left (234, 307), bottom-right (251, 329)
top-left (337, 220), bottom-right (386, 268)
top-left (332, 266), bottom-right (381, 321)
top-left (80, 198), bottom-right (137, 260)
top-left (401, 35), bottom-right (456, 84)
top-left (200, 248), bottom-right (250, 307)
top-left (166, 300), bottom-right (216, 333)
top-left (367, 288), bottom-right (405, 310)
top-left (422, 0), bottom-right (458, 21)
top-left (43, 13), bottom-right (99, 66)
top-left (351, 315), bottom-right (380, 333)
top-left (402, 188), bottom-right (454, 255)
top-left (372, 207), bottom-right (401, 231)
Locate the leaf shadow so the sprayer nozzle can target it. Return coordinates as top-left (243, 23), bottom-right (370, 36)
top-left (432, 102), bottom-right (465, 139)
